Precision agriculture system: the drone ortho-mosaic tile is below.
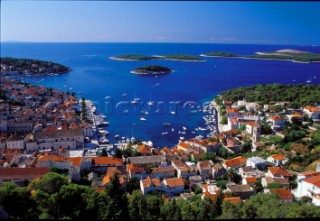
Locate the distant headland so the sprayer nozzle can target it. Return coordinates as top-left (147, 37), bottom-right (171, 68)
top-left (0, 57), bottom-right (71, 76)
top-left (130, 65), bottom-right (172, 75)
top-left (109, 53), bottom-right (205, 62)
top-left (200, 49), bottom-right (320, 63)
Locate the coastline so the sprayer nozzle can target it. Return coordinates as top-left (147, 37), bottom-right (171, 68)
top-left (130, 70), bottom-right (173, 75)
top-left (199, 54), bottom-right (315, 64)
top-left (109, 55), bottom-right (205, 62)
top-left (210, 98), bottom-right (225, 133)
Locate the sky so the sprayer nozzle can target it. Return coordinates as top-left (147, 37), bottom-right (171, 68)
top-left (1, 1), bottom-right (320, 45)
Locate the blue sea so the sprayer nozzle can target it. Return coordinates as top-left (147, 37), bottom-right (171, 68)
top-left (1, 43), bottom-right (320, 147)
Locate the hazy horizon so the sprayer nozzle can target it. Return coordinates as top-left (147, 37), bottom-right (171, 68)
top-left (1, 1), bottom-right (320, 45)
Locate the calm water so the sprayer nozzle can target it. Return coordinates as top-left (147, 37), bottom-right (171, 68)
top-left (1, 43), bottom-right (320, 147)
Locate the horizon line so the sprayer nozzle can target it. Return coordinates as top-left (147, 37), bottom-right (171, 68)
top-left (1, 41), bottom-right (318, 47)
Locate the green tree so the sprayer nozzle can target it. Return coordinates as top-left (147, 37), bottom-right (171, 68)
top-left (220, 200), bottom-right (243, 219)
top-left (114, 148), bottom-right (123, 158)
top-left (240, 193), bottom-right (282, 219)
top-left (221, 116), bottom-right (228, 124)
top-left (179, 201), bottom-right (198, 220)
top-left (101, 173), bottom-right (129, 220)
top-left (126, 177), bottom-right (140, 194)
top-left (160, 198), bottom-right (181, 220)
top-left (0, 182), bottom-right (37, 219)
top-left (128, 190), bottom-right (145, 220)
top-left (56, 183), bottom-right (101, 219)
top-left (201, 152), bottom-right (217, 162)
top-left (30, 172), bottom-right (69, 219)
top-left (267, 183), bottom-right (285, 189)
top-left (197, 196), bottom-right (212, 220)
top-left (143, 193), bottom-right (163, 220)
top-left (209, 190), bottom-right (224, 219)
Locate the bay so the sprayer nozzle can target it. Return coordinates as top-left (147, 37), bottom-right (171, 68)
top-left (1, 42), bottom-right (320, 147)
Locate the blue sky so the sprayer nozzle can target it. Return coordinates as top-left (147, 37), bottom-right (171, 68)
top-left (1, 1), bottom-right (320, 45)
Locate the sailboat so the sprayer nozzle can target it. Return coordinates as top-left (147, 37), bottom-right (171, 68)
top-left (131, 92), bottom-right (139, 104)
top-left (147, 94), bottom-right (154, 106)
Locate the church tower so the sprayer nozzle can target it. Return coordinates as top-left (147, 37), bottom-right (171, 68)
top-left (252, 116), bottom-right (261, 143)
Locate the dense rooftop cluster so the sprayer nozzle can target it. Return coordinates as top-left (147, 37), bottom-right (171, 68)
top-left (1, 79), bottom-right (320, 219)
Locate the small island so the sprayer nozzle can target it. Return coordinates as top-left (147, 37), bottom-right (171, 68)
top-left (130, 65), bottom-right (172, 75)
top-left (110, 53), bottom-right (204, 62)
top-left (109, 54), bottom-right (156, 61)
top-left (201, 49), bottom-right (320, 63)
top-left (0, 57), bottom-right (71, 76)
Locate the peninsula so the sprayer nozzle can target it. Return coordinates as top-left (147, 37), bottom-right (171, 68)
top-left (0, 57), bottom-right (71, 76)
top-left (109, 53), bottom-right (204, 62)
top-left (200, 49), bottom-right (320, 63)
top-left (130, 65), bottom-right (172, 75)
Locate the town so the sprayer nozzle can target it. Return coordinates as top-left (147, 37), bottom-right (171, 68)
top-left (1, 76), bottom-right (320, 218)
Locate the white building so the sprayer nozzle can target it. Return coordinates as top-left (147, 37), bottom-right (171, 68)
top-left (295, 174), bottom-right (320, 206)
top-left (6, 134), bottom-right (25, 150)
top-left (33, 128), bottom-right (84, 150)
top-left (303, 106), bottom-right (320, 120)
top-left (246, 157), bottom-right (266, 169)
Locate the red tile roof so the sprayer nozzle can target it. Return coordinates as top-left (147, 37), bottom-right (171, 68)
top-left (138, 144), bottom-right (151, 155)
top-left (304, 106), bottom-right (320, 113)
top-left (300, 171), bottom-right (320, 176)
top-left (268, 167), bottom-right (290, 177)
top-left (93, 157), bottom-right (123, 165)
top-left (224, 197), bottom-right (241, 203)
top-left (225, 156), bottom-right (247, 168)
top-left (178, 142), bottom-right (189, 149)
top-left (0, 167), bottom-right (49, 180)
top-left (245, 177), bottom-right (258, 183)
top-left (270, 154), bottom-right (285, 161)
top-left (67, 157), bottom-right (82, 166)
top-left (272, 116), bottom-right (284, 121)
top-left (165, 177), bottom-right (185, 187)
top-left (303, 175), bottom-right (320, 188)
top-left (270, 188), bottom-right (293, 200)
top-left (142, 176), bottom-right (161, 188)
top-left (37, 154), bottom-right (66, 162)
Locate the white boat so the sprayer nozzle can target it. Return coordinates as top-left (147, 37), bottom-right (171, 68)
top-left (147, 94), bottom-right (154, 106)
top-left (182, 126), bottom-right (187, 131)
top-left (162, 132), bottom-right (168, 135)
top-left (163, 122), bottom-right (171, 126)
top-left (171, 111), bottom-right (176, 115)
top-left (171, 128), bottom-right (175, 132)
top-left (131, 92), bottom-right (139, 104)
top-left (114, 134), bottom-right (120, 139)
top-left (98, 129), bottom-right (109, 135)
top-left (97, 121), bottom-right (109, 126)
top-left (140, 117), bottom-right (147, 121)
top-left (181, 131), bottom-right (186, 135)
top-left (131, 137), bottom-right (136, 142)
top-left (99, 137), bottom-right (109, 144)
top-left (131, 99), bottom-right (139, 104)
top-left (179, 137), bottom-right (185, 140)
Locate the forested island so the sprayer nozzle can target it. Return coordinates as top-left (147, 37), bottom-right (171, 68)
top-left (219, 83), bottom-right (320, 107)
top-left (0, 57), bottom-right (71, 76)
top-left (130, 65), bottom-right (172, 75)
top-left (201, 49), bottom-right (320, 63)
top-left (109, 53), bottom-right (204, 62)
